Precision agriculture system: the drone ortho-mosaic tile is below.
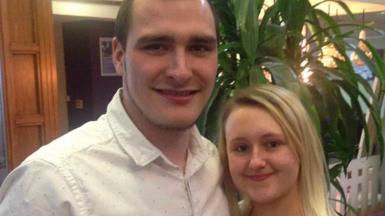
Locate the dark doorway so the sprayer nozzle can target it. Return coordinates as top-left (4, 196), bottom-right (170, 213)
top-left (62, 20), bottom-right (121, 130)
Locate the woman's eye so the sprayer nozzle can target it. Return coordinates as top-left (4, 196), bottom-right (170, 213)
top-left (265, 140), bottom-right (282, 149)
top-left (234, 145), bottom-right (248, 153)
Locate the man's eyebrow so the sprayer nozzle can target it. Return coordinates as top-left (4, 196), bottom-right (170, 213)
top-left (136, 35), bottom-right (174, 44)
top-left (136, 34), bottom-right (217, 44)
top-left (190, 35), bottom-right (217, 44)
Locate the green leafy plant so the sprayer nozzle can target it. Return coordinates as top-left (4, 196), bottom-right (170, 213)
top-left (198, 0), bottom-right (385, 214)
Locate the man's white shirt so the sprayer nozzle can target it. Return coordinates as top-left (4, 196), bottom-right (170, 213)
top-left (0, 89), bottom-right (229, 216)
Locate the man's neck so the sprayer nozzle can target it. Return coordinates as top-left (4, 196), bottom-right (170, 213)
top-left (145, 126), bottom-right (192, 171)
top-left (121, 91), bottom-right (193, 170)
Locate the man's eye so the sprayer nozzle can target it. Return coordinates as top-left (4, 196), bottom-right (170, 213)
top-left (142, 44), bottom-right (168, 54)
top-left (189, 45), bottom-right (213, 56)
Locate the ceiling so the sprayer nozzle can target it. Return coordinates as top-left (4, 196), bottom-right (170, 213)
top-left (310, 0), bottom-right (385, 15)
top-left (52, 0), bottom-right (385, 18)
top-left (52, 0), bottom-right (385, 37)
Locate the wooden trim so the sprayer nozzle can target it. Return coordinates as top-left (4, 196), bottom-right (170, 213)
top-left (0, 0), bottom-right (9, 172)
top-left (55, 0), bottom-right (122, 6)
top-left (0, 0), bottom-right (16, 169)
top-left (10, 43), bottom-right (39, 53)
top-left (36, 0), bottom-right (59, 142)
top-left (15, 114), bottom-right (44, 126)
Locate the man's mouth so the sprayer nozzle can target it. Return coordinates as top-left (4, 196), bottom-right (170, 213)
top-left (158, 89), bottom-right (197, 96)
top-left (156, 89), bottom-right (199, 104)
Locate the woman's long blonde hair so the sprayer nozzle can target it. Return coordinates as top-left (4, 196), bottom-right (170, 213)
top-left (218, 84), bottom-right (336, 216)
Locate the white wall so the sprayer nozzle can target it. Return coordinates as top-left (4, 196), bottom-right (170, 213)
top-left (54, 18), bottom-right (69, 134)
top-left (52, 1), bottom-right (119, 19)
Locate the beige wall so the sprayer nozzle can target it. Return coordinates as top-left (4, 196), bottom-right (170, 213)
top-left (54, 18), bottom-right (69, 134)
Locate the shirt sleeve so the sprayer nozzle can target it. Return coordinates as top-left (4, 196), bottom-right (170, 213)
top-left (0, 159), bottom-right (88, 216)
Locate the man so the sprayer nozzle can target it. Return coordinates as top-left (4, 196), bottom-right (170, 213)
top-left (0, 0), bottom-right (230, 215)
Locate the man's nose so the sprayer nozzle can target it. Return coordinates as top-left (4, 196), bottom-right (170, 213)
top-left (166, 49), bottom-right (192, 85)
top-left (248, 148), bottom-right (267, 169)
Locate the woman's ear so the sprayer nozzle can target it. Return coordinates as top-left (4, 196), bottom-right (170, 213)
top-left (112, 37), bottom-right (125, 76)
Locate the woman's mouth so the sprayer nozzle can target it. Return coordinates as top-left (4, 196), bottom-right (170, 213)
top-left (247, 173), bottom-right (273, 182)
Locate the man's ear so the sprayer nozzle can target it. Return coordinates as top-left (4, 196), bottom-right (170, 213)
top-left (112, 37), bottom-right (125, 76)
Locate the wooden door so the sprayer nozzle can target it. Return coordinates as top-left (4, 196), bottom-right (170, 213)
top-left (0, 0), bottom-right (59, 169)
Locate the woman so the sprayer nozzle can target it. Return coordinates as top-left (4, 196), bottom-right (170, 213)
top-left (218, 84), bottom-right (336, 216)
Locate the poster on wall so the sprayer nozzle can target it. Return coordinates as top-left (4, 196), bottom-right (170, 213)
top-left (99, 37), bottom-right (118, 76)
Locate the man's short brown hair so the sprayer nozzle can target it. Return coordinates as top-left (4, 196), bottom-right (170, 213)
top-left (114, 0), bottom-right (219, 49)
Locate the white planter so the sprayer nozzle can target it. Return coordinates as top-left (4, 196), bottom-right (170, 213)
top-left (330, 155), bottom-right (385, 214)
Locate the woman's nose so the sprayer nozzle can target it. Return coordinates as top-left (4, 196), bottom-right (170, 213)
top-left (248, 148), bottom-right (267, 169)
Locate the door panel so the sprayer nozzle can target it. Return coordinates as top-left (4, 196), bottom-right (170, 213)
top-left (0, 0), bottom-right (59, 169)
top-left (9, 0), bottom-right (36, 44)
top-left (13, 126), bottom-right (43, 167)
top-left (12, 54), bottom-right (41, 114)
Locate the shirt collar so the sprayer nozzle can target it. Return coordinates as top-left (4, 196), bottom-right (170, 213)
top-left (106, 89), bottom-right (211, 169)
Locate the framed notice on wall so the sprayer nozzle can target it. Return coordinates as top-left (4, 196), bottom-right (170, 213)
top-left (99, 37), bottom-right (118, 76)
